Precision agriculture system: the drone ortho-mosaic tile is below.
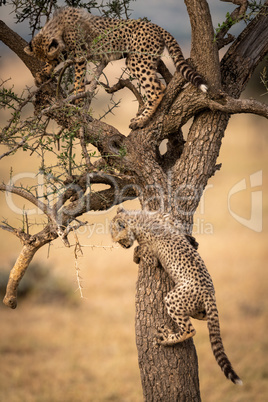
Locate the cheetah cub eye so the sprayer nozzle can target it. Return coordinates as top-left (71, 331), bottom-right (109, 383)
top-left (117, 220), bottom-right (126, 230)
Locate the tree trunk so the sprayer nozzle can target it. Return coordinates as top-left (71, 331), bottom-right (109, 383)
top-left (136, 259), bottom-right (201, 401)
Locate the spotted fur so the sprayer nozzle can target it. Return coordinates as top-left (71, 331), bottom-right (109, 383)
top-left (110, 208), bottom-right (242, 385)
top-left (24, 7), bottom-right (207, 129)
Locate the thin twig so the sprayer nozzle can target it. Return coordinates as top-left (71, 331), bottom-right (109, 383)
top-left (79, 126), bottom-right (93, 168)
top-left (73, 231), bottom-right (85, 299)
top-left (56, 60), bottom-right (74, 99)
top-left (0, 138), bottom-right (27, 160)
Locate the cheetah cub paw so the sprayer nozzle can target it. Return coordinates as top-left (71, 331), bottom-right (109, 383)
top-left (157, 325), bottom-right (196, 345)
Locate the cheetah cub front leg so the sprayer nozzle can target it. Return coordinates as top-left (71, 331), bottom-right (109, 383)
top-left (133, 245), bottom-right (159, 266)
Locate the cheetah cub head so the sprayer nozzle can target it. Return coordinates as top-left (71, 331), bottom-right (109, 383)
top-left (110, 213), bottom-right (135, 249)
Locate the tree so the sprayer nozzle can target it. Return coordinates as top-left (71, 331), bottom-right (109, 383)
top-left (0, 0), bottom-right (267, 400)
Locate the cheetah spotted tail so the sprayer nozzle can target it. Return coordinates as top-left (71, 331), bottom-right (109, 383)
top-left (161, 28), bottom-right (207, 93)
top-left (204, 294), bottom-right (242, 385)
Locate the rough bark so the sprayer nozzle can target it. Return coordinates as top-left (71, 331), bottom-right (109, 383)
top-left (136, 260), bottom-right (200, 402)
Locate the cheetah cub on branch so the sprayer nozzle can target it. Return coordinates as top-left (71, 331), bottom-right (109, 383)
top-left (110, 208), bottom-right (242, 385)
top-left (24, 7), bottom-right (207, 130)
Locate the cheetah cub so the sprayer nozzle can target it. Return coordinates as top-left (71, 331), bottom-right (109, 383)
top-left (110, 208), bottom-right (242, 385)
top-left (24, 7), bottom-right (207, 130)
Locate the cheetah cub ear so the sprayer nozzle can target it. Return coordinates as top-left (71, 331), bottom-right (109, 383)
top-left (47, 38), bottom-right (65, 59)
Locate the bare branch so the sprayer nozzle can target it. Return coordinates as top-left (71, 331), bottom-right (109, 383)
top-left (0, 183), bottom-right (78, 249)
top-left (3, 245), bottom-right (38, 308)
top-left (0, 183), bottom-right (53, 217)
top-left (216, 34), bottom-right (236, 49)
top-left (82, 119), bottom-right (126, 158)
top-left (85, 60), bottom-right (108, 102)
top-left (56, 60), bottom-right (74, 98)
top-left (0, 138), bottom-right (27, 160)
top-left (39, 92), bottom-right (90, 115)
top-left (207, 96), bottom-right (268, 119)
top-left (73, 231), bottom-right (85, 299)
top-left (1, 171), bottom-right (137, 310)
top-left (221, 0), bottom-right (248, 16)
top-left (161, 84), bottom-right (208, 138)
top-left (2, 221), bottom-right (59, 309)
top-left (0, 222), bottom-right (31, 242)
top-left (79, 126), bottom-right (93, 169)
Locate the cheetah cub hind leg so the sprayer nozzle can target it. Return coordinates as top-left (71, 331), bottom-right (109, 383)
top-left (129, 86), bottom-right (165, 130)
top-left (157, 319), bottom-right (196, 346)
top-left (157, 285), bottom-right (197, 345)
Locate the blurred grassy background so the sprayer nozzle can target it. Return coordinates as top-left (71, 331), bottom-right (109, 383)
top-left (0, 2), bottom-right (268, 400)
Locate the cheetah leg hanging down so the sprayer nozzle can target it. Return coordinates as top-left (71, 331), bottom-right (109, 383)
top-left (126, 54), bottom-right (166, 130)
top-left (157, 286), bottom-right (196, 345)
top-left (74, 58), bottom-right (87, 94)
top-left (72, 58), bottom-right (88, 104)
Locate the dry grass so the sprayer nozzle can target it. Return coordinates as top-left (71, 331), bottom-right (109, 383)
top-left (0, 54), bottom-right (267, 400)
top-left (0, 243), bottom-right (142, 402)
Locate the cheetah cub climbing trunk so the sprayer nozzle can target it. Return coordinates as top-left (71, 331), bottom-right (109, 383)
top-left (110, 209), bottom-right (242, 386)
